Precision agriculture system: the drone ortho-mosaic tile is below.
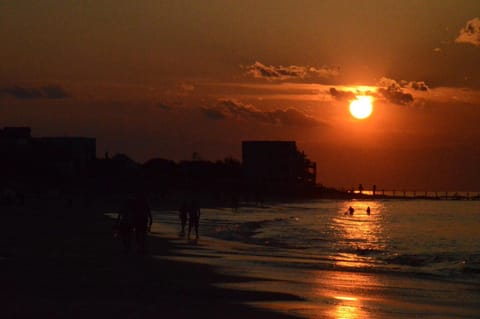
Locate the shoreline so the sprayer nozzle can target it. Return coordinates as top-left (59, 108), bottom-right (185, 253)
top-left (1, 199), bottom-right (304, 319)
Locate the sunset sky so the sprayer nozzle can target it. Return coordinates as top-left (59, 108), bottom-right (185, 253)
top-left (1, 1), bottom-right (480, 191)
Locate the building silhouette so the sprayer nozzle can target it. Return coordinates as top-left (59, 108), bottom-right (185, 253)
top-left (242, 141), bottom-right (316, 188)
top-left (0, 127), bottom-right (95, 180)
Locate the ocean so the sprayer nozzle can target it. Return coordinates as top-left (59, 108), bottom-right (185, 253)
top-left (153, 199), bottom-right (480, 318)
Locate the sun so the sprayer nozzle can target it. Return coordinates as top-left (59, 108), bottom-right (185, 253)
top-left (349, 96), bottom-right (373, 120)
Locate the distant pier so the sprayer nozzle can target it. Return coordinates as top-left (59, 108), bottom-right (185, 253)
top-left (346, 189), bottom-right (480, 200)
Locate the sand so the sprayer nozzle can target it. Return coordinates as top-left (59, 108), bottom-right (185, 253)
top-left (0, 198), bottom-right (304, 319)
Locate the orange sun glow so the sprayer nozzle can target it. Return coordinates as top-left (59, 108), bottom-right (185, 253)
top-left (349, 96), bottom-right (373, 119)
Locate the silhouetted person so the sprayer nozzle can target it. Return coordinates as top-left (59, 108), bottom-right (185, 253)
top-left (131, 192), bottom-right (152, 254)
top-left (188, 200), bottom-right (201, 240)
top-left (117, 196), bottom-right (135, 252)
top-left (117, 192), bottom-right (152, 254)
top-left (367, 206), bottom-right (371, 215)
top-left (348, 206), bottom-right (355, 215)
top-left (179, 201), bottom-right (188, 236)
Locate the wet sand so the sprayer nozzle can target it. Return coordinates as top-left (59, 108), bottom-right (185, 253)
top-left (0, 200), bottom-right (303, 319)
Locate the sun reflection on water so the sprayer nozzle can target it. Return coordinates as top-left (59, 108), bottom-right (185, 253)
top-left (315, 271), bottom-right (376, 319)
top-left (334, 295), bottom-right (361, 319)
top-left (335, 305), bottom-right (359, 319)
top-left (331, 201), bottom-right (386, 269)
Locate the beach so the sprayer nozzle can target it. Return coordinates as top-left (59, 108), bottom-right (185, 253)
top-left (0, 197), bottom-right (303, 319)
top-left (3, 196), bottom-right (480, 319)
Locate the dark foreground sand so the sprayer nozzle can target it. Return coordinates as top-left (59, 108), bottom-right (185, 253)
top-left (0, 200), bottom-right (303, 319)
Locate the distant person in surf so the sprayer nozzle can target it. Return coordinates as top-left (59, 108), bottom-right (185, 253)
top-left (188, 200), bottom-right (201, 240)
top-left (367, 206), bottom-right (371, 215)
top-left (348, 206), bottom-right (355, 215)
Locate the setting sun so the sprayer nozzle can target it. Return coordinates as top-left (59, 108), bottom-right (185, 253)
top-left (349, 96), bottom-right (373, 120)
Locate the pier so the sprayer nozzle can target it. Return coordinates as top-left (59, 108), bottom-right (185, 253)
top-left (346, 189), bottom-right (480, 200)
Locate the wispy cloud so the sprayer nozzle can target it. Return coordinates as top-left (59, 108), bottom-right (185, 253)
top-left (245, 61), bottom-right (339, 81)
top-left (1, 85), bottom-right (70, 99)
top-left (308, 66), bottom-right (340, 79)
top-left (455, 17), bottom-right (480, 47)
top-left (201, 99), bottom-right (323, 127)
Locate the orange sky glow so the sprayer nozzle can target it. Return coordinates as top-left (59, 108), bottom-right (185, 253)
top-left (1, 1), bottom-right (480, 191)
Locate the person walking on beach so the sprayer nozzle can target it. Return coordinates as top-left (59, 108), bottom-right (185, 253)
top-left (188, 200), bottom-right (201, 240)
top-left (179, 201), bottom-right (188, 236)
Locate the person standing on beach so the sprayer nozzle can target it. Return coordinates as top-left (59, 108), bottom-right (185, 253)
top-left (132, 192), bottom-right (152, 254)
top-left (179, 201), bottom-right (188, 236)
top-left (117, 196), bottom-right (135, 252)
top-left (188, 200), bottom-right (201, 240)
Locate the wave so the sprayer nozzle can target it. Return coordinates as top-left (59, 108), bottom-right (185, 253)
top-left (211, 219), bottom-right (285, 241)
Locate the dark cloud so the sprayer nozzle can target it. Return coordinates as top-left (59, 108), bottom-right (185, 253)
top-left (156, 103), bottom-right (173, 111)
top-left (245, 61), bottom-right (339, 81)
top-left (269, 108), bottom-right (321, 127)
top-left (200, 106), bottom-right (227, 120)
top-left (329, 88), bottom-right (356, 101)
top-left (2, 86), bottom-right (43, 99)
top-left (376, 77), bottom-right (431, 105)
top-left (409, 81), bottom-right (429, 91)
top-left (201, 99), bottom-right (323, 127)
top-left (41, 85), bottom-right (70, 99)
top-left (1, 85), bottom-right (70, 99)
top-left (378, 87), bottom-right (413, 105)
top-left (455, 17), bottom-right (480, 47)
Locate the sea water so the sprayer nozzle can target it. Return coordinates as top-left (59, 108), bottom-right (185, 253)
top-left (153, 199), bottom-right (480, 318)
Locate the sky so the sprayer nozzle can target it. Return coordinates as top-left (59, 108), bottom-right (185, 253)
top-left (1, 0), bottom-right (480, 191)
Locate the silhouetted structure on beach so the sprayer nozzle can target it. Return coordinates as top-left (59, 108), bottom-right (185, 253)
top-left (0, 127), bottom-right (348, 202)
top-left (0, 127), bottom-right (95, 187)
top-left (242, 141), bottom-right (316, 196)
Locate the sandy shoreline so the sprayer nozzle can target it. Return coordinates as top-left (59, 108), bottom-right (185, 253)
top-left (0, 199), bottom-right (304, 319)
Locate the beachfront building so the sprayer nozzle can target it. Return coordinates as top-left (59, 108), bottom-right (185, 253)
top-left (36, 137), bottom-right (96, 175)
top-left (0, 126), bottom-right (96, 179)
top-left (242, 141), bottom-right (316, 189)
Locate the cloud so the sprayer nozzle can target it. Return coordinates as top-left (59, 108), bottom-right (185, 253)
top-left (408, 81), bottom-right (429, 91)
top-left (1, 85), bottom-right (70, 99)
top-left (329, 88), bottom-right (356, 101)
top-left (41, 85), bottom-right (70, 99)
top-left (245, 61), bottom-right (307, 80)
top-left (455, 17), bottom-right (480, 47)
top-left (201, 99), bottom-right (323, 127)
top-left (308, 66), bottom-right (340, 79)
top-left (377, 77), bottom-right (414, 105)
top-left (200, 107), bottom-right (226, 120)
top-left (156, 103), bottom-right (173, 111)
top-left (269, 108), bottom-right (322, 127)
top-left (245, 61), bottom-right (339, 81)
